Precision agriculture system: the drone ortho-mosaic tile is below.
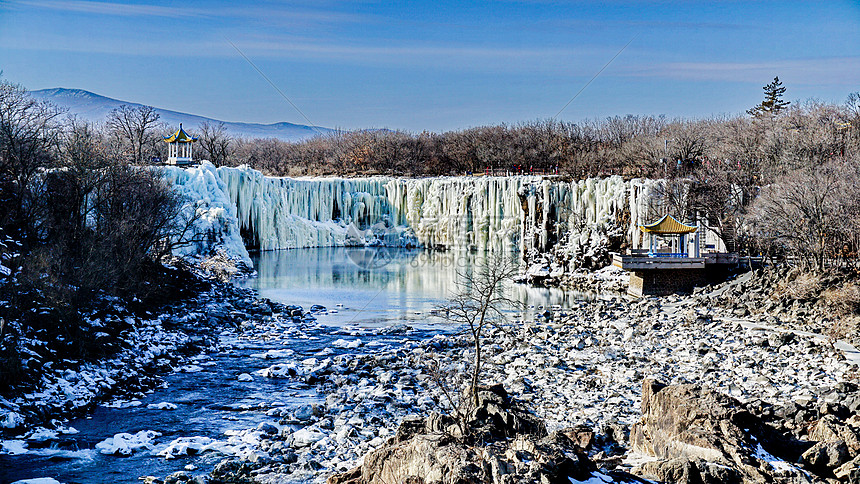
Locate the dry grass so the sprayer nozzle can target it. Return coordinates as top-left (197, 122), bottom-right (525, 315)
top-left (774, 270), bottom-right (822, 301)
top-left (823, 283), bottom-right (860, 315)
top-left (828, 316), bottom-right (859, 342)
top-left (822, 283), bottom-right (860, 342)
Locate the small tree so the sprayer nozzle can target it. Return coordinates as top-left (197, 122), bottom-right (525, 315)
top-left (198, 120), bottom-right (231, 166)
top-left (442, 253), bottom-right (518, 408)
top-left (0, 80), bottom-right (63, 249)
top-left (748, 76), bottom-right (790, 118)
top-left (106, 104), bottom-right (161, 165)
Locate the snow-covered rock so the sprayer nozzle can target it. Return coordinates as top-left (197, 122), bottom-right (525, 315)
top-left (157, 436), bottom-right (223, 459)
top-left (291, 427), bottom-right (326, 448)
top-left (95, 430), bottom-right (162, 456)
top-left (11, 479), bottom-right (64, 484)
top-left (1, 440), bottom-right (28, 455)
top-left (146, 402), bottom-right (177, 410)
top-left (256, 363), bottom-right (300, 378)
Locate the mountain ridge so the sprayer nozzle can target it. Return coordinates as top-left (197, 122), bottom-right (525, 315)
top-left (31, 87), bottom-right (335, 142)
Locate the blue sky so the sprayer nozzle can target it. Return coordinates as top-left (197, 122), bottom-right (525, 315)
top-left (1, 0), bottom-right (858, 132)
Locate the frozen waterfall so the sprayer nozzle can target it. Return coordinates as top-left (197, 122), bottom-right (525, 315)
top-left (161, 162), bottom-right (252, 266)
top-left (164, 163), bottom-right (673, 263)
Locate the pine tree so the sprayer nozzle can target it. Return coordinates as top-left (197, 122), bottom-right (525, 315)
top-left (748, 76), bottom-right (790, 117)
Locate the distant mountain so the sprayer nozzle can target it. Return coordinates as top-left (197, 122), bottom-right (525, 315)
top-left (31, 88), bottom-right (335, 142)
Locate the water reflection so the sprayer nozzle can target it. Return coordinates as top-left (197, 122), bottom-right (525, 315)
top-left (240, 247), bottom-right (595, 328)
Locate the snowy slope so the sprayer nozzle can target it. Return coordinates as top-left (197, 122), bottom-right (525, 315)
top-left (30, 88), bottom-right (333, 142)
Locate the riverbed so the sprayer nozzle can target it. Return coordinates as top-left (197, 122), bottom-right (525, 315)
top-left (1, 247), bottom-right (580, 483)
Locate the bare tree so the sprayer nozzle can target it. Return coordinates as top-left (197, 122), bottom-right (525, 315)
top-left (441, 253), bottom-right (519, 407)
top-left (0, 80), bottom-right (63, 248)
top-left (749, 160), bottom-right (856, 271)
top-left (198, 120), bottom-right (231, 166)
top-left (106, 104), bottom-right (161, 165)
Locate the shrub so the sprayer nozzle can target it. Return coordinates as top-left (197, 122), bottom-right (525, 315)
top-left (773, 270), bottom-right (822, 301)
top-left (823, 283), bottom-right (860, 315)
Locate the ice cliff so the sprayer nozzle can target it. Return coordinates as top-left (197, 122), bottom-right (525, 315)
top-left (161, 162), bottom-right (251, 266)
top-left (164, 163), bottom-right (674, 268)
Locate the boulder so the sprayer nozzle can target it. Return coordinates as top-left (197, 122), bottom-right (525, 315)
top-left (800, 439), bottom-right (849, 473)
top-left (326, 385), bottom-right (604, 484)
top-left (808, 415), bottom-right (860, 454)
top-left (630, 379), bottom-right (814, 483)
top-left (633, 456), bottom-right (742, 484)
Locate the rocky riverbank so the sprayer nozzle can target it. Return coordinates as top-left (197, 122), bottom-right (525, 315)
top-left (5, 266), bottom-right (860, 484)
top-left (162, 277), bottom-right (858, 483)
top-left (0, 274), bottom-right (286, 456)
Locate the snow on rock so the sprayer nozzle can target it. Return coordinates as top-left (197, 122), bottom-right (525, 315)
top-left (11, 479), bottom-right (64, 484)
top-left (331, 338), bottom-right (362, 349)
top-left (256, 363), bottom-right (300, 379)
top-left (156, 434), bottom-right (265, 461)
top-left (1, 411), bottom-right (24, 429)
top-left (290, 427), bottom-right (326, 448)
top-left (249, 348), bottom-right (295, 359)
top-left (95, 430), bottom-right (162, 456)
top-left (146, 402), bottom-right (177, 410)
top-left (1, 439), bottom-right (28, 455)
top-left (25, 428), bottom-right (58, 442)
top-left (156, 436), bottom-right (223, 459)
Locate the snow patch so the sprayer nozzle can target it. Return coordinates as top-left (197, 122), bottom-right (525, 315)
top-left (95, 430), bottom-right (162, 456)
top-left (1, 439), bottom-right (28, 455)
top-left (146, 402), bottom-right (177, 410)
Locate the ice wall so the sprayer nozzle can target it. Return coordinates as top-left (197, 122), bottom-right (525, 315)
top-left (160, 162), bottom-right (251, 266)
top-left (218, 166), bottom-right (400, 250)
top-left (628, 178), bottom-right (668, 250)
top-left (216, 167), bottom-right (544, 252)
top-left (385, 176), bottom-right (539, 251)
top-left (165, 164), bottom-right (676, 263)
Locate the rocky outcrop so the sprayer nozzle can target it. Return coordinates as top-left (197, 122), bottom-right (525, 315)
top-left (628, 379), bottom-right (860, 483)
top-left (327, 385), bottom-right (611, 484)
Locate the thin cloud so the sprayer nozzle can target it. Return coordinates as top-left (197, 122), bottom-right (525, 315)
top-left (12, 0), bottom-right (373, 24)
top-left (13, 0), bottom-right (200, 18)
top-left (1, 28), bottom-right (608, 74)
top-left (625, 57), bottom-right (860, 85)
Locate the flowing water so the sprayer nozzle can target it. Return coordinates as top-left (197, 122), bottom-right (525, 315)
top-left (1, 247), bottom-right (587, 484)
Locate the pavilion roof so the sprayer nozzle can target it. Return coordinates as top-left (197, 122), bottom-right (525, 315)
top-left (163, 124), bottom-right (198, 143)
top-left (639, 214), bottom-right (697, 235)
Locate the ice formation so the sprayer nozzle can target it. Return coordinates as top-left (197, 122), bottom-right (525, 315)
top-left (160, 162), bottom-right (251, 266)
top-left (386, 176), bottom-right (538, 251)
top-left (164, 163), bottom-right (690, 264)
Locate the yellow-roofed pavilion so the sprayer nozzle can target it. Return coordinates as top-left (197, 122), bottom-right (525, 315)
top-left (640, 214), bottom-right (699, 257)
top-left (163, 124), bottom-right (198, 166)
